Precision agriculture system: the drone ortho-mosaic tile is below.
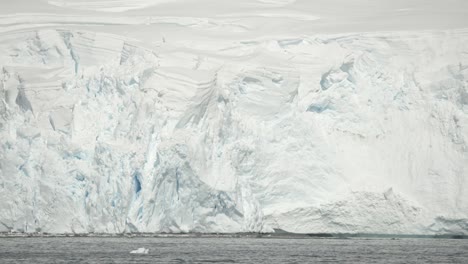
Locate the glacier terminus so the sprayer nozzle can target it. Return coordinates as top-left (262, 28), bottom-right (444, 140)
top-left (0, 0), bottom-right (468, 235)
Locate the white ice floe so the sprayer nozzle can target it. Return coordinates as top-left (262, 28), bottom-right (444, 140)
top-left (130, 248), bottom-right (149, 254)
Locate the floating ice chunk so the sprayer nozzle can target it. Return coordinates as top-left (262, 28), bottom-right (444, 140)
top-left (130, 248), bottom-right (149, 254)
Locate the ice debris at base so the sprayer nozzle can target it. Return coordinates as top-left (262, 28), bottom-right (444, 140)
top-left (130, 248), bottom-right (149, 254)
top-left (0, 0), bottom-right (468, 235)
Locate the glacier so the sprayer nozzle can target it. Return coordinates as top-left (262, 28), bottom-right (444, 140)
top-left (0, 0), bottom-right (468, 235)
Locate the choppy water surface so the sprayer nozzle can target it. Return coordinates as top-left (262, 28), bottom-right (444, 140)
top-left (1, 236), bottom-right (467, 263)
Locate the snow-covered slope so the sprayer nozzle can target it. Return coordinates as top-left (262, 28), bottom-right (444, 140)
top-left (1, 0), bottom-right (468, 234)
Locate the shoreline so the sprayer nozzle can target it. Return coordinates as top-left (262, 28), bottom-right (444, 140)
top-left (0, 232), bottom-right (466, 240)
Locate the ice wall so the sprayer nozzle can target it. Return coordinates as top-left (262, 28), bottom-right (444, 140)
top-left (1, 28), bottom-right (467, 234)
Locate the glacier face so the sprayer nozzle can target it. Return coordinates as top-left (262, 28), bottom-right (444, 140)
top-left (1, 1), bottom-right (468, 235)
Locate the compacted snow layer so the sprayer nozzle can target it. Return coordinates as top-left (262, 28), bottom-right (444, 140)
top-left (0, 0), bottom-right (468, 235)
top-left (47, 0), bottom-right (176, 12)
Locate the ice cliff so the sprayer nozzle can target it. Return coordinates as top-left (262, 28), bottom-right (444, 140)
top-left (0, 1), bottom-right (468, 235)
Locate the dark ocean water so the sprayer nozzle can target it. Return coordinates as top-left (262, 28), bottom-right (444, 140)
top-left (0, 236), bottom-right (467, 263)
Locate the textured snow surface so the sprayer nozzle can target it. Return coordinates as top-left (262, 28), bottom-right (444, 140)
top-left (47, 0), bottom-right (176, 12)
top-left (1, 0), bottom-right (468, 235)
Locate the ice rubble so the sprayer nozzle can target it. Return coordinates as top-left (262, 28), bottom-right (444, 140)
top-left (0, 1), bottom-right (468, 235)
